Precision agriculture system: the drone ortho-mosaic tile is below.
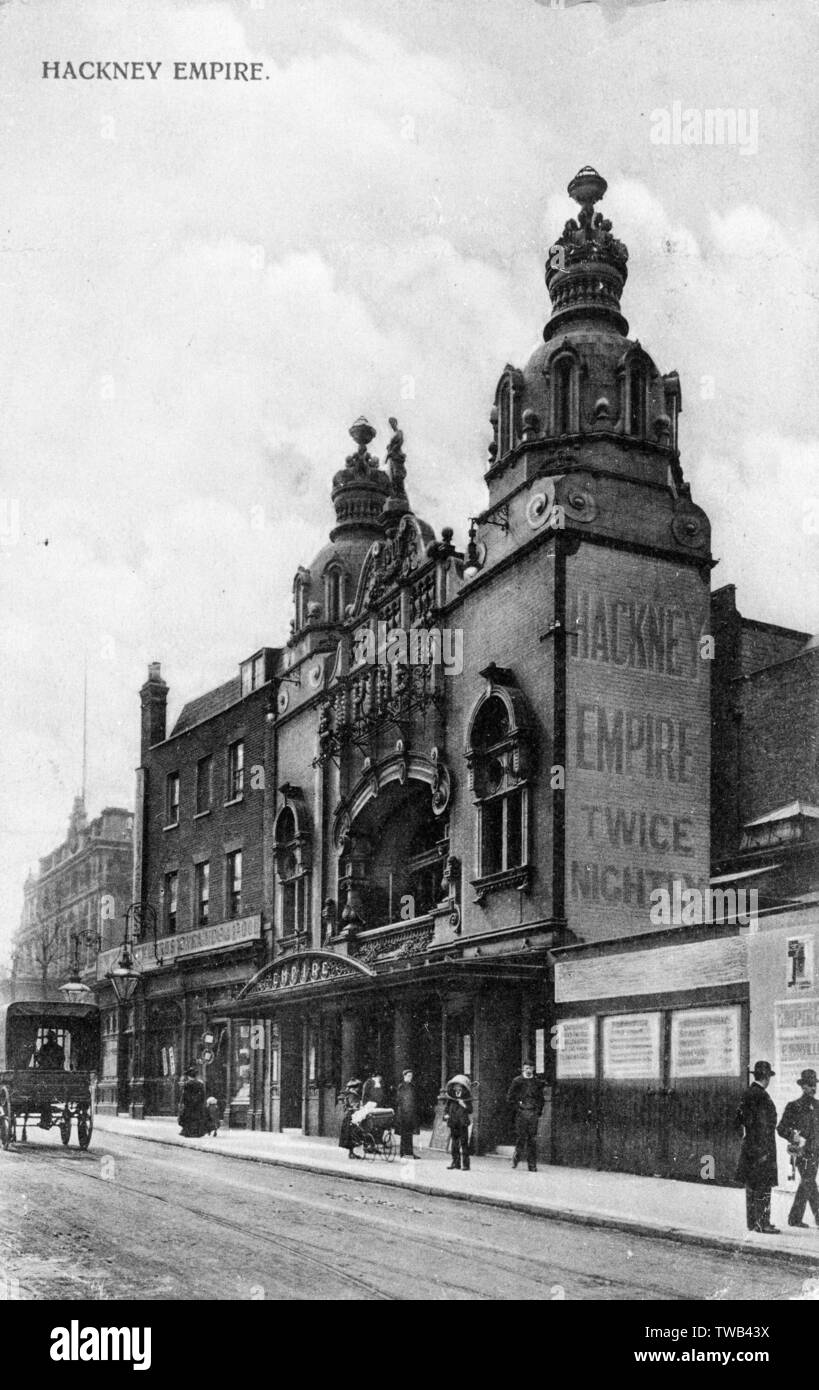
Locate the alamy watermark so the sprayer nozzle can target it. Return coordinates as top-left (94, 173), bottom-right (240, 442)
top-left (353, 623), bottom-right (463, 676)
top-left (650, 103), bottom-right (758, 157)
top-left (649, 881), bottom-right (758, 929)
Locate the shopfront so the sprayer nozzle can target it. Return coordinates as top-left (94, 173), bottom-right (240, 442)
top-left (94, 913), bottom-right (264, 1119)
top-left (551, 930), bottom-right (750, 1182)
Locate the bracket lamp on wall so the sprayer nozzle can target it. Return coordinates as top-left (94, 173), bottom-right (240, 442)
top-left (463, 504), bottom-right (509, 581)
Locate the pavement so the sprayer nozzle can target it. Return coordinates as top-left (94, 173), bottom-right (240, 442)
top-left (92, 1112), bottom-right (819, 1269)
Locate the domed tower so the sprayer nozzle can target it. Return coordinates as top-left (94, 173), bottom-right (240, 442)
top-left (461, 167), bottom-right (712, 944)
top-left (289, 416), bottom-right (432, 645)
top-left (484, 167), bottom-right (691, 526)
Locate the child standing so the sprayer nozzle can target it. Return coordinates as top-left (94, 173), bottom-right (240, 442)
top-left (206, 1096), bottom-right (221, 1137)
top-left (444, 1074), bottom-right (473, 1171)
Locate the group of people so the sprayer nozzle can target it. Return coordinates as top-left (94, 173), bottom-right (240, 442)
top-left (337, 1059), bottom-right (546, 1172)
top-left (177, 1066), bottom-right (222, 1139)
top-left (736, 1061), bottom-right (819, 1233)
top-left (338, 1069), bottom-right (422, 1158)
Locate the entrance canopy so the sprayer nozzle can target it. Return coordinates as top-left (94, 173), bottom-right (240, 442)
top-left (219, 949), bottom-right (545, 1015)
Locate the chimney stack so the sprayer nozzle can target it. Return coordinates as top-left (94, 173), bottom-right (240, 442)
top-left (140, 662), bottom-right (168, 759)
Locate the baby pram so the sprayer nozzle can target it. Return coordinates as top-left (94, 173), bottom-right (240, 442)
top-left (349, 1103), bottom-right (396, 1161)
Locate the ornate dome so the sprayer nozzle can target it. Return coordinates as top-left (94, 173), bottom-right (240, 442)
top-left (291, 417), bottom-right (435, 634)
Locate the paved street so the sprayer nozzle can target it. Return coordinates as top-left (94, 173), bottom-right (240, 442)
top-left (1, 1129), bottom-right (818, 1301)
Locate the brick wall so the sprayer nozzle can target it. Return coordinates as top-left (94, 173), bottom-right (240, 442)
top-left (141, 686), bottom-right (270, 938)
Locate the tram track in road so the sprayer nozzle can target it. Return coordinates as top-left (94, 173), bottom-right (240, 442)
top-left (51, 1142), bottom-right (717, 1301)
top-left (48, 1155), bottom-right (396, 1301)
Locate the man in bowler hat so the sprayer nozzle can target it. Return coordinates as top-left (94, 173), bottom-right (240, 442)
top-left (735, 1060), bottom-right (779, 1233)
top-left (506, 1059), bottom-right (545, 1172)
top-left (777, 1068), bottom-right (819, 1228)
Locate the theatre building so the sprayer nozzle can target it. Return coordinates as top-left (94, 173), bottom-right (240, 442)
top-left (115, 167), bottom-right (815, 1175)
top-left (217, 165), bottom-right (722, 1162)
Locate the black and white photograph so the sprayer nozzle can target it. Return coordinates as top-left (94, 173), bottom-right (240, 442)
top-left (1, 0), bottom-right (818, 1340)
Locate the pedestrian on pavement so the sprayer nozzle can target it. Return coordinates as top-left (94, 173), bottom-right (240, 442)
top-left (444, 1074), bottom-right (472, 1171)
top-left (776, 1068), bottom-right (819, 1228)
top-left (362, 1073), bottom-right (386, 1106)
top-left (338, 1078), bottom-right (362, 1159)
top-left (178, 1065), bottom-right (208, 1138)
top-left (506, 1059), bottom-right (544, 1172)
top-left (734, 1059), bottom-right (780, 1234)
top-left (205, 1096), bottom-right (221, 1137)
top-left (395, 1067), bottom-right (419, 1158)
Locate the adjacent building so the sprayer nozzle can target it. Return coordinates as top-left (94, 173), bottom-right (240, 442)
top-left (12, 797), bottom-right (133, 1004)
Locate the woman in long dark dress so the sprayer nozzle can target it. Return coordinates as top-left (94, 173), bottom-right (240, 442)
top-left (338, 1079), bottom-right (362, 1159)
top-left (178, 1066), bottom-right (208, 1138)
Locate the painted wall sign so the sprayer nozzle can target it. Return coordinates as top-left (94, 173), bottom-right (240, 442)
top-left (565, 549), bottom-right (710, 938)
top-left (669, 1006), bottom-right (741, 1078)
top-left (555, 935), bottom-right (747, 1004)
top-left (602, 1012), bottom-right (661, 1080)
top-left (555, 1016), bottom-right (596, 1079)
top-left (774, 998), bottom-right (819, 1092)
top-left (96, 914), bottom-right (262, 978)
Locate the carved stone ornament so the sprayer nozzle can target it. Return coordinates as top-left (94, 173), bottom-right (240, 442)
top-left (556, 472), bottom-right (597, 524)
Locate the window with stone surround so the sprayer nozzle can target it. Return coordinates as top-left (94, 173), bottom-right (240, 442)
top-left (466, 681), bottom-right (532, 899)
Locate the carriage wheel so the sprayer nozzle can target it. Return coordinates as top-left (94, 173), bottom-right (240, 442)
top-left (0, 1088), bottom-right (13, 1150)
top-left (59, 1110), bottom-right (72, 1146)
top-left (77, 1106), bottom-right (93, 1151)
top-left (382, 1128), bottom-right (396, 1162)
top-left (362, 1132), bottom-right (377, 1160)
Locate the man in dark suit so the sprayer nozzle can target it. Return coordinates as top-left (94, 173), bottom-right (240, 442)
top-left (735, 1060), bottom-right (779, 1233)
top-left (394, 1068), bottom-right (419, 1158)
top-left (507, 1059), bottom-right (545, 1172)
top-left (776, 1068), bottom-right (819, 1228)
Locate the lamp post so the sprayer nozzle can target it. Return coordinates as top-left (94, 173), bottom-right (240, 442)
top-left (59, 931), bottom-right (94, 1005)
top-left (105, 902), bottom-right (163, 1005)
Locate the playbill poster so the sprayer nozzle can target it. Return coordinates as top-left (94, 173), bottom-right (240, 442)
top-left (1, 0), bottom-right (818, 1344)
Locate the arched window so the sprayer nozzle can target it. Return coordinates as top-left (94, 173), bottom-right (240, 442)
top-left (555, 358), bottom-right (574, 436)
top-left (494, 368), bottom-right (522, 458)
top-left (550, 351), bottom-right (580, 436)
top-left (275, 802), bottom-right (311, 939)
top-left (497, 377), bottom-right (513, 456)
top-left (629, 364), bottom-right (646, 437)
top-left (293, 570), bottom-right (310, 631)
top-left (324, 566), bottom-right (345, 623)
top-left (466, 688), bottom-right (530, 887)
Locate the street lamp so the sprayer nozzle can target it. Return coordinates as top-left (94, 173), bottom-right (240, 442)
top-left (59, 931), bottom-right (94, 1005)
top-left (105, 902), bottom-right (163, 1004)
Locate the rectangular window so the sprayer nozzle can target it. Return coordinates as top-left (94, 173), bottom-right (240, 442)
top-left (227, 741), bottom-right (244, 801)
top-left (195, 861), bottom-right (210, 926)
top-left (241, 653), bottom-right (267, 696)
top-left (227, 849), bottom-right (243, 918)
top-left (166, 772), bottom-right (180, 826)
top-left (164, 871), bottom-right (178, 935)
top-left (196, 755), bottom-right (213, 815)
top-left (506, 790), bottom-right (523, 869)
top-left (481, 798), bottom-right (504, 876)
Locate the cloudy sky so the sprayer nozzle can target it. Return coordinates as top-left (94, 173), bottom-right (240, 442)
top-left (1, 0), bottom-right (817, 964)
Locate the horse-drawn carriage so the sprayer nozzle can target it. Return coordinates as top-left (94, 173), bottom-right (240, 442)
top-left (0, 999), bottom-right (100, 1151)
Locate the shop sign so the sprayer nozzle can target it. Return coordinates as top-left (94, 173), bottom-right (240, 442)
top-left (602, 1012), bottom-right (661, 1080)
top-left (669, 1006), bottom-right (740, 1078)
top-left (96, 914), bottom-right (262, 978)
top-left (555, 1017), bottom-right (596, 1079)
